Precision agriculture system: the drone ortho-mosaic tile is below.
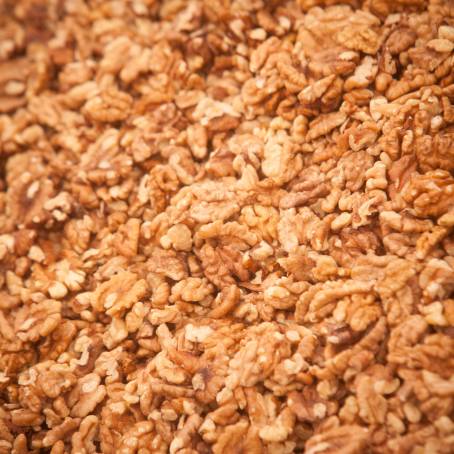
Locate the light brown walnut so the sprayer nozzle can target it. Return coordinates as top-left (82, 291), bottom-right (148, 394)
top-left (1, 1), bottom-right (453, 452)
top-left (91, 271), bottom-right (147, 317)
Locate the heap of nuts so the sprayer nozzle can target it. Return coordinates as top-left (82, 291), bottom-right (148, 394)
top-left (0, 0), bottom-right (453, 453)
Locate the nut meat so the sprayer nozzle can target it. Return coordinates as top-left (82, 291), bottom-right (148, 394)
top-left (0, 1), bottom-right (453, 453)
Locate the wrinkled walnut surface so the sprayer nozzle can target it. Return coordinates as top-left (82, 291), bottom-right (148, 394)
top-left (0, 0), bottom-right (453, 453)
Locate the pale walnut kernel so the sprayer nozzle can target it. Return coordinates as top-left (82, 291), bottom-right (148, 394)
top-left (305, 424), bottom-right (369, 454)
top-left (91, 271), bottom-right (147, 316)
top-left (82, 87), bottom-right (133, 123)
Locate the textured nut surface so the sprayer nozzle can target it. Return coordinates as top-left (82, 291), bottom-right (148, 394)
top-left (0, 1), bottom-right (453, 453)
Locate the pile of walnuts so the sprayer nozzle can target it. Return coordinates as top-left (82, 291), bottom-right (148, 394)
top-left (0, 0), bottom-right (453, 453)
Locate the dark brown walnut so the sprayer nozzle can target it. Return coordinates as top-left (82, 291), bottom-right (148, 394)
top-left (415, 131), bottom-right (454, 172)
top-left (386, 27), bottom-right (417, 55)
